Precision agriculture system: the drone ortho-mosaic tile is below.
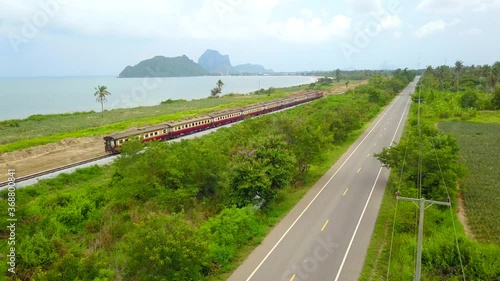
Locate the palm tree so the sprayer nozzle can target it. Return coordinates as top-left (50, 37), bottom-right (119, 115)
top-left (492, 61), bottom-right (500, 88)
top-left (94, 85), bottom-right (111, 117)
top-left (454, 60), bottom-right (463, 92)
top-left (436, 65), bottom-right (445, 90)
top-left (217, 79), bottom-right (224, 89)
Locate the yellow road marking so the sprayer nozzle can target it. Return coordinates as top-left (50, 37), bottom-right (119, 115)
top-left (321, 220), bottom-right (329, 232)
top-left (357, 168), bottom-right (361, 174)
top-left (290, 274), bottom-right (296, 281)
top-left (343, 188), bottom-right (349, 196)
top-left (367, 153), bottom-right (370, 158)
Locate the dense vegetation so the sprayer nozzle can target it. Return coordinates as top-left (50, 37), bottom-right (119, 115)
top-left (361, 62), bottom-right (500, 280)
top-left (1, 73), bottom-right (413, 280)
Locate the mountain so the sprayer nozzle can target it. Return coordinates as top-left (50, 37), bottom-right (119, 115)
top-left (233, 63), bottom-right (273, 74)
top-left (197, 49), bottom-right (233, 74)
top-left (118, 55), bottom-right (208, 78)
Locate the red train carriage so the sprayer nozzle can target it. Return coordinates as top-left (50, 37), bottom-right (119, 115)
top-left (104, 124), bottom-right (168, 153)
top-left (209, 109), bottom-right (243, 126)
top-left (241, 104), bottom-right (265, 117)
top-left (168, 115), bottom-right (213, 138)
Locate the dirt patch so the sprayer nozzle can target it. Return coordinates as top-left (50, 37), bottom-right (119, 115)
top-left (457, 191), bottom-right (475, 239)
top-left (0, 137), bottom-right (106, 182)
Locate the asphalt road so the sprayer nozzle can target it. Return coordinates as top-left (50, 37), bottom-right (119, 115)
top-left (228, 77), bottom-right (419, 281)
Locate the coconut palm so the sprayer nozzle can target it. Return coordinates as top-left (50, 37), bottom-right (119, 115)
top-left (454, 60), bottom-right (463, 91)
top-left (94, 85), bottom-right (111, 117)
top-left (216, 79), bottom-right (224, 90)
top-left (436, 65), bottom-right (446, 90)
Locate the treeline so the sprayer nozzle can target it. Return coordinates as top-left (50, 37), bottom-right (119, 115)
top-left (1, 73), bottom-right (414, 280)
top-left (364, 63), bottom-right (500, 280)
top-left (422, 61), bottom-right (500, 113)
top-left (303, 68), bottom-right (419, 81)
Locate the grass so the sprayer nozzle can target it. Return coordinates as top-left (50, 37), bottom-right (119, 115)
top-left (439, 120), bottom-right (500, 244)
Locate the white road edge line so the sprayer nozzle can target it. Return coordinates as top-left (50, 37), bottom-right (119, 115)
top-left (333, 166), bottom-right (384, 281)
top-left (245, 94), bottom-right (403, 281)
top-left (333, 91), bottom-right (413, 281)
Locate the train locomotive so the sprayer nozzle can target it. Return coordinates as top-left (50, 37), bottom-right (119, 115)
top-left (103, 91), bottom-right (323, 153)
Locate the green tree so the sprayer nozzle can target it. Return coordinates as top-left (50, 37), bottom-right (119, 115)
top-left (336, 68), bottom-right (341, 82)
top-left (492, 86), bottom-right (500, 109)
top-left (460, 91), bottom-right (478, 108)
top-left (210, 79), bottom-right (224, 98)
top-left (94, 85), bottom-right (111, 117)
top-left (454, 60), bottom-right (464, 92)
top-left (125, 214), bottom-right (209, 281)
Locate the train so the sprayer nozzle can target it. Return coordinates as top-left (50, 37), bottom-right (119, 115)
top-left (103, 91), bottom-right (324, 153)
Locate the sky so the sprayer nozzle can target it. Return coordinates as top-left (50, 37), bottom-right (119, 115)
top-left (0, 0), bottom-right (499, 77)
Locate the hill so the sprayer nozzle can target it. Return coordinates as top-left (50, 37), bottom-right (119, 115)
top-left (233, 63), bottom-right (273, 74)
top-left (118, 55), bottom-right (208, 78)
top-left (198, 49), bottom-right (273, 75)
top-left (197, 49), bottom-right (233, 74)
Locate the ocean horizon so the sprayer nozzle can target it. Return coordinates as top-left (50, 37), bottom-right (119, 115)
top-left (0, 75), bottom-right (317, 121)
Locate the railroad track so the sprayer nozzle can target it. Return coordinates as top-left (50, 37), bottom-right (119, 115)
top-left (0, 154), bottom-right (115, 188)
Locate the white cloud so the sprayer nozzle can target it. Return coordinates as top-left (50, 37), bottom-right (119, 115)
top-left (414, 19), bottom-right (460, 38)
top-left (417, 0), bottom-right (500, 14)
top-left (180, 1), bottom-right (351, 44)
top-left (0, 0), bottom-right (185, 38)
top-left (393, 31), bottom-right (402, 39)
top-left (267, 15), bottom-right (351, 44)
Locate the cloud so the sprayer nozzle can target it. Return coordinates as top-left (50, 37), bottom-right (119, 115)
top-left (267, 15), bottom-right (351, 44)
top-left (414, 19), bottom-right (460, 38)
top-left (180, 1), bottom-right (351, 44)
top-left (417, 0), bottom-right (500, 14)
top-left (0, 0), bottom-right (185, 39)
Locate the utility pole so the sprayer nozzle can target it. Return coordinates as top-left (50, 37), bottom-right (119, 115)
top-left (397, 195), bottom-right (451, 281)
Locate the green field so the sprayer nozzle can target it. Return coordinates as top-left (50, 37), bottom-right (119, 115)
top-left (439, 121), bottom-right (500, 244)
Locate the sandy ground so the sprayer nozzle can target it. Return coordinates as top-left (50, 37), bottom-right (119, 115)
top-left (0, 82), bottom-right (365, 183)
top-left (0, 137), bottom-right (106, 182)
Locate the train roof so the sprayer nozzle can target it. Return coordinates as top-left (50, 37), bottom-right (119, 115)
top-left (208, 108), bottom-right (243, 118)
top-left (104, 124), bottom-right (168, 140)
top-left (168, 115), bottom-right (212, 127)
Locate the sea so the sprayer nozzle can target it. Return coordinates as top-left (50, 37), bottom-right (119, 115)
top-left (0, 75), bottom-right (317, 121)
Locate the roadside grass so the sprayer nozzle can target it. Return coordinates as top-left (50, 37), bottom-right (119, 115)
top-left (439, 120), bottom-right (500, 244)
